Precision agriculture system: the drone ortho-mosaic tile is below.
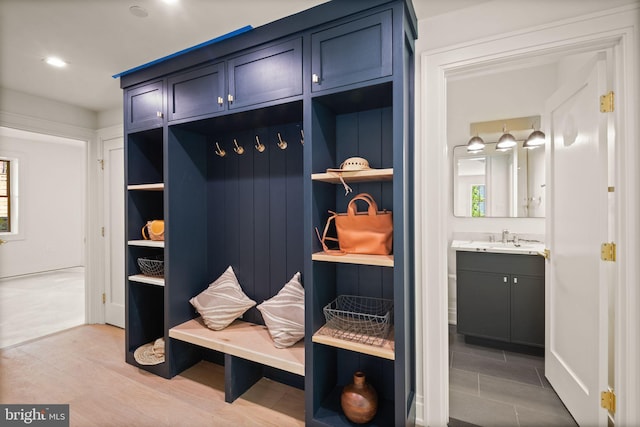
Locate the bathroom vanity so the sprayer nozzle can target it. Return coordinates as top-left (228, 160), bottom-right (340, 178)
top-left (452, 241), bottom-right (545, 348)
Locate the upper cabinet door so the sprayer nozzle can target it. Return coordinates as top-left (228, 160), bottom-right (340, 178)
top-left (168, 62), bottom-right (226, 122)
top-left (125, 81), bottom-right (164, 131)
top-left (311, 10), bottom-right (392, 92)
top-left (227, 38), bottom-right (302, 110)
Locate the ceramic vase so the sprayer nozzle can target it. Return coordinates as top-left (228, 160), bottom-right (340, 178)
top-left (340, 371), bottom-right (378, 424)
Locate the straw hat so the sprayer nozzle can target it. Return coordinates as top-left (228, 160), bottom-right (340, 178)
top-left (326, 157), bottom-right (370, 173)
top-left (134, 338), bottom-right (165, 365)
top-left (326, 157), bottom-right (371, 195)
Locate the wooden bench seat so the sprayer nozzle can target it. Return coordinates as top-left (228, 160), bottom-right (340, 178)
top-left (169, 317), bottom-right (304, 402)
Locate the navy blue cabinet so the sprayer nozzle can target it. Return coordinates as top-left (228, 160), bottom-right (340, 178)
top-left (120, 1), bottom-right (417, 424)
top-left (125, 80), bottom-right (164, 131)
top-left (311, 10), bottom-right (392, 92)
top-left (167, 62), bottom-right (225, 121)
top-left (456, 251), bottom-right (545, 348)
top-left (228, 38), bottom-right (303, 110)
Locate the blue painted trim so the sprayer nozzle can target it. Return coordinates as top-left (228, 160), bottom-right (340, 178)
top-left (112, 25), bottom-right (253, 79)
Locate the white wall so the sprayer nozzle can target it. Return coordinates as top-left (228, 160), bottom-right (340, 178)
top-left (0, 127), bottom-right (85, 277)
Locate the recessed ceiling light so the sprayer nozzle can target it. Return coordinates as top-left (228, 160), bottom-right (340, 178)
top-left (129, 5), bottom-right (148, 18)
top-left (44, 57), bottom-right (67, 68)
top-left (161, 0), bottom-right (179, 4)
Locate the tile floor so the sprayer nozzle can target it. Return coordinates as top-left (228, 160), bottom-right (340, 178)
top-left (0, 267), bottom-right (85, 349)
top-left (449, 324), bottom-right (578, 427)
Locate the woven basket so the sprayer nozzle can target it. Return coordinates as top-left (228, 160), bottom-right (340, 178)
top-left (137, 255), bottom-right (164, 277)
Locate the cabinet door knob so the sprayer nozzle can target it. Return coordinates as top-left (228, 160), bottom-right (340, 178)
top-left (503, 276), bottom-right (508, 283)
top-left (156, 111), bottom-right (163, 118)
top-left (513, 277), bottom-right (518, 284)
top-left (312, 73), bottom-right (320, 84)
top-left (228, 94), bottom-right (234, 103)
top-left (217, 96), bottom-right (224, 106)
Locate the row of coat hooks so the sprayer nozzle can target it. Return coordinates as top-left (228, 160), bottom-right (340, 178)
top-left (214, 129), bottom-right (304, 157)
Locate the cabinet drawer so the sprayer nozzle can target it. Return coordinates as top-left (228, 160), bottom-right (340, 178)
top-left (125, 81), bottom-right (164, 131)
top-left (227, 38), bottom-right (302, 110)
top-left (457, 251), bottom-right (544, 276)
top-left (168, 62), bottom-right (225, 121)
top-left (311, 10), bottom-right (392, 92)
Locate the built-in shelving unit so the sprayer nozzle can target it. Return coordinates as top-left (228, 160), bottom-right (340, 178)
top-left (119, 1), bottom-right (416, 424)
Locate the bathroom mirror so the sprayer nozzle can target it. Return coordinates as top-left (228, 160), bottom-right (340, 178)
top-left (453, 142), bottom-right (545, 218)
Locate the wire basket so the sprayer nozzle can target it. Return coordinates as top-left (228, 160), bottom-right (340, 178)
top-left (137, 255), bottom-right (164, 277)
top-left (322, 295), bottom-right (393, 346)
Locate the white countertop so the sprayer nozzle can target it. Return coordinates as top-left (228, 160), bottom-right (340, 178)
top-left (451, 240), bottom-right (545, 256)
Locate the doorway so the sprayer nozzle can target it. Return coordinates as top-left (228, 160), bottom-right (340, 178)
top-left (446, 50), bottom-right (599, 427)
top-left (0, 126), bottom-right (87, 347)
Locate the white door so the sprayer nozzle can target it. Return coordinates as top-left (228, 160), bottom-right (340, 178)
top-left (544, 53), bottom-right (612, 426)
top-left (103, 138), bottom-right (125, 328)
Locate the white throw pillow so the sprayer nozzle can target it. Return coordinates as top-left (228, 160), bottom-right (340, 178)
top-left (190, 266), bottom-right (256, 331)
top-left (257, 272), bottom-right (305, 348)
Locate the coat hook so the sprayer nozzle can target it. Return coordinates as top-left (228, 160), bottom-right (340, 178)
top-left (300, 129), bottom-right (304, 145)
top-left (214, 142), bottom-right (226, 157)
top-left (276, 132), bottom-right (287, 150)
top-left (233, 139), bottom-right (245, 155)
top-left (255, 135), bottom-right (265, 152)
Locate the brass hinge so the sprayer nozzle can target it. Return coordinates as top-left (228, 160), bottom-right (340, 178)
top-left (600, 91), bottom-right (614, 113)
top-left (601, 390), bottom-right (616, 413)
top-left (601, 242), bottom-right (616, 262)
top-left (101, 227), bottom-right (105, 237)
top-left (98, 159), bottom-right (104, 170)
top-left (102, 293), bottom-right (106, 304)
top-left (540, 248), bottom-right (550, 260)
top-left (608, 186), bottom-right (615, 193)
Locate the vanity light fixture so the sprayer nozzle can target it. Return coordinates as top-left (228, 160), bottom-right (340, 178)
top-left (523, 128), bottom-right (546, 149)
top-left (496, 125), bottom-right (517, 150)
top-left (466, 135), bottom-right (485, 152)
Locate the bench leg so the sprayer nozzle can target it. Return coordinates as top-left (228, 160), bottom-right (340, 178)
top-left (224, 354), bottom-right (264, 403)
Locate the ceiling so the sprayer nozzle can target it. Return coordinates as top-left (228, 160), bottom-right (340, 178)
top-left (0, 0), bottom-right (485, 114)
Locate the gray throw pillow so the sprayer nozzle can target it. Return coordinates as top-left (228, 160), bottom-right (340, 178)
top-left (257, 272), bottom-right (304, 348)
top-left (190, 266), bottom-right (256, 331)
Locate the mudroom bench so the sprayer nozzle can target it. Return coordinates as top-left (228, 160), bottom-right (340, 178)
top-left (169, 317), bottom-right (304, 403)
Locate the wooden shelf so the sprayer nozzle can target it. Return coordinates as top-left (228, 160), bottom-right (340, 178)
top-left (128, 183), bottom-right (164, 191)
top-left (128, 240), bottom-right (164, 248)
top-left (311, 168), bottom-right (393, 184)
top-left (312, 251), bottom-right (393, 267)
top-left (129, 274), bottom-right (165, 287)
top-left (312, 324), bottom-right (395, 360)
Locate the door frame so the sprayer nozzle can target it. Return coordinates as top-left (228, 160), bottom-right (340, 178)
top-left (101, 134), bottom-right (125, 327)
top-left (417, 5), bottom-right (639, 426)
top-left (94, 125), bottom-right (125, 325)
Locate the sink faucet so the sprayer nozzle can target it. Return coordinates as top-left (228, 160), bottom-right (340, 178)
top-left (502, 229), bottom-right (509, 244)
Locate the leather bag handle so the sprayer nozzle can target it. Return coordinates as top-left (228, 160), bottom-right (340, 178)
top-left (314, 211), bottom-right (346, 255)
top-left (347, 193), bottom-right (379, 216)
top-left (141, 224), bottom-right (150, 240)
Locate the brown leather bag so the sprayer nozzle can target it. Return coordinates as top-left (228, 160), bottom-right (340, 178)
top-left (316, 193), bottom-right (392, 255)
top-left (142, 220), bottom-right (164, 241)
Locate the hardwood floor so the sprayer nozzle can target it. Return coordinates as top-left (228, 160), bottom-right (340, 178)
top-left (0, 324), bottom-right (305, 426)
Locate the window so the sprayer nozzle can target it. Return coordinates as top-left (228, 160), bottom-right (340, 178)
top-left (0, 159), bottom-right (9, 232)
top-left (471, 184), bottom-right (486, 217)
